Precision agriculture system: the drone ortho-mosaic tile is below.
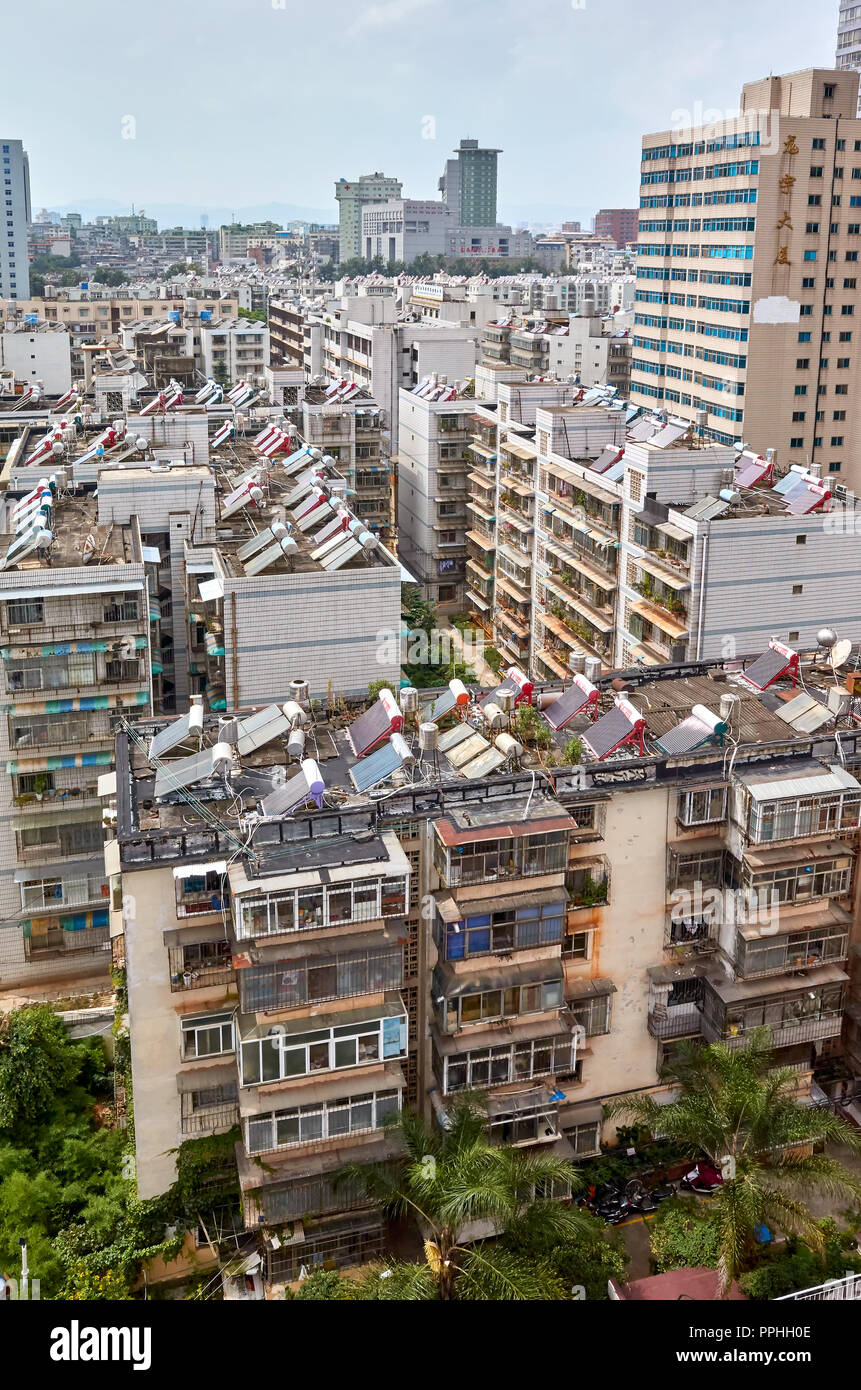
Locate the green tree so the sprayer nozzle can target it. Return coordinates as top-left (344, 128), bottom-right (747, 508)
top-left (91, 267), bottom-right (128, 286)
top-left (606, 1031), bottom-right (861, 1297)
top-left (337, 1093), bottom-right (590, 1300)
top-left (0, 1007), bottom-right (87, 1130)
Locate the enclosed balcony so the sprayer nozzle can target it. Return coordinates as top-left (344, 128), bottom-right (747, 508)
top-left (737, 763), bottom-right (861, 846)
top-left (432, 960), bottom-right (565, 1036)
top-left (700, 967), bottom-right (848, 1049)
top-left (729, 900), bottom-right (851, 980)
top-left (237, 994), bottom-right (408, 1088)
top-left (433, 818), bottom-right (570, 889)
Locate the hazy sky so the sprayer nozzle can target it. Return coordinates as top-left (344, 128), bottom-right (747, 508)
top-left (4, 0), bottom-right (838, 221)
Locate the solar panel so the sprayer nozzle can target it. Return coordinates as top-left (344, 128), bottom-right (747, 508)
top-left (283, 447), bottom-right (311, 476)
top-left (445, 732), bottom-right (490, 769)
top-left (772, 472), bottom-right (801, 496)
top-left (296, 502), bottom-right (333, 533)
top-left (243, 541), bottom-right (285, 576)
top-left (785, 487), bottom-right (823, 516)
top-left (285, 471), bottom-right (317, 506)
top-left (150, 710), bottom-right (197, 760)
top-left (154, 746), bottom-right (223, 798)
top-left (260, 770), bottom-right (315, 818)
top-left (348, 699), bottom-right (393, 757)
top-left (654, 715), bottom-right (714, 755)
top-left (237, 526), bottom-right (279, 562)
top-left (422, 689), bottom-right (457, 722)
top-left (322, 537), bottom-right (362, 571)
top-left (437, 723), bottom-right (475, 753)
top-left (310, 515), bottom-right (347, 549)
top-left (734, 457), bottom-right (769, 488)
top-left (775, 692), bottom-right (833, 733)
top-left (235, 704), bottom-right (290, 757)
top-left (460, 746), bottom-right (507, 779)
top-left (349, 740), bottom-right (404, 792)
top-left (582, 706), bottom-right (636, 761)
top-left (740, 648), bottom-right (791, 690)
top-left (543, 686), bottom-right (590, 731)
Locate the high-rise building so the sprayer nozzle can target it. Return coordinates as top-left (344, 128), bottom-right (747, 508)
top-left (631, 68), bottom-right (861, 491)
top-left (335, 173), bottom-right (403, 261)
top-left (439, 139), bottom-right (501, 229)
top-left (836, 0), bottom-right (861, 113)
top-left (0, 139), bottom-right (31, 301)
top-left (593, 208), bottom-right (639, 247)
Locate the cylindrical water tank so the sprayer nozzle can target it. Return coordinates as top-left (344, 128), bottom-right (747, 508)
top-left (449, 678), bottom-right (470, 706)
top-left (496, 688), bottom-right (514, 712)
top-left (399, 686), bottom-right (419, 713)
top-left (282, 700), bottom-right (307, 728)
top-left (188, 702), bottom-right (204, 732)
top-left (360, 532), bottom-right (379, 551)
top-left (287, 728), bottom-right (306, 759)
top-left (419, 722), bottom-right (439, 751)
top-left (289, 678), bottom-right (310, 707)
top-left (720, 692), bottom-right (739, 724)
top-left (281, 536), bottom-right (298, 555)
top-left (390, 731), bottom-right (414, 763)
top-left (271, 521), bottom-right (287, 540)
top-left (569, 650), bottom-right (586, 673)
top-left (495, 732), bottom-right (523, 759)
top-left (301, 758), bottom-right (325, 797)
top-left (536, 691), bottom-right (560, 711)
top-left (482, 701), bottom-right (506, 730)
top-left (584, 656), bottom-right (602, 684)
top-left (211, 741), bottom-right (232, 772)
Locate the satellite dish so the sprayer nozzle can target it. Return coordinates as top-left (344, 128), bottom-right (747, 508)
top-left (831, 638), bottom-right (852, 670)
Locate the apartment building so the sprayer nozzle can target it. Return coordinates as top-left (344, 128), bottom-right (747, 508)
top-left (0, 139), bottom-right (31, 301)
top-left (632, 67), bottom-right (861, 489)
top-left (480, 306), bottom-right (631, 391)
top-left (111, 644), bottom-right (861, 1282)
top-left (361, 200), bottom-right (452, 263)
top-left (594, 208), bottom-right (639, 248)
top-left (439, 139), bottom-right (501, 228)
top-left (397, 379), bottom-right (476, 612)
top-left (300, 385), bottom-right (392, 537)
top-left (0, 322), bottom-right (72, 396)
top-left (199, 317), bottom-right (269, 386)
top-left (336, 174), bottom-right (403, 262)
top-left (836, 1), bottom-right (861, 114)
top-left (0, 482), bottom-right (155, 992)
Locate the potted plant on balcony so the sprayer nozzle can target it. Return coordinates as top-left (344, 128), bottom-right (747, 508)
top-left (33, 774), bottom-right (49, 803)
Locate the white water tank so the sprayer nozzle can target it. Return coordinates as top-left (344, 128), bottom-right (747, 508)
top-left (495, 732), bottom-right (523, 759)
top-left (282, 700), bottom-right (307, 728)
top-left (569, 650), bottom-right (586, 673)
top-left (287, 728), bottom-right (306, 760)
top-left (399, 686), bottom-right (419, 713)
top-left (584, 656), bottom-right (602, 684)
top-left (289, 678), bottom-right (310, 707)
top-left (482, 701), bottom-right (506, 730)
top-left (419, 722), bottom-right (439, 751)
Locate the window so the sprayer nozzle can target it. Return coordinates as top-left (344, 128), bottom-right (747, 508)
top-left (245, 1089), bottom-right (401, 1155)
top-left (803, 249), bottom-right (817, 260)
top-left (5, 599), bottom-right (44, 625)
top-left (797, 332), bottom-right (811, 343)
top-left (796, 358), bottom-right (810, 369)
top-left (810, 166), bottom-right (824, 177)
top-left (794, 385), bottom-right (807, 395)
top-left (103, 594), bottom-right (139, 623)
top-left (838, 357), bottom-right (851, 367)
top-left (795, 534), bottom-right (806, 545)
top-left (832, 436), bottom-right (844, 446)
top-left (801, 277), bottom-right (816, 287)
top-left (678, 786), bottom-right (728, 826)
top-left (16, 771), bottom-right (55, 796)
top-left (789, 437), bottom-right (805, 448)
top-left (180, 1012), bottom-right (234, 1059)
top-left (792, 412), bottom-right (806, 421)
top-left (805, 222), bottom-right (820, 233)
top-left (240, 1011), bottom-right (406, 1086)
top-left (808, 196), bottom-right (822, 207)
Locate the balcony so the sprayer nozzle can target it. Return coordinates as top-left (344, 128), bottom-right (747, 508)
top-left (24, 923), bottom-right (110, 961)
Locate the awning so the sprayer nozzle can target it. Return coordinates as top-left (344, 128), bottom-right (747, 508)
top-left (6, 690), bottom-right (150, 716)
top-left (565, 977), bottom-right (617, 1001)
top-left (0, 580), bottom-right (144, 601)
top-left (465, 529), bottom-right (495, 550)
top-left (500, 440), bottom-right (536, 462)
top-left (14, 856), bottom-right (104, 883)
top-left (172, 861), bottom-right (227, 880)
top-left (631, 599), bottom-right (689, 639)
top-left (176, 1062), bottom-right (236, 1094)
top-left (198, 578), bottom-right (224, 602)
top-left (656, 520), bottom-right (690, 543)
top-left (435, 1019), bottom-right (571, 1055)
top-left (466, 590), bottom-right (489, 612)
top-left (437, 960), bottom-right (563, 996)
top-left (496, 575), bottom-right (529, 604)
top-left (435, 888), bottom-right (566, 920)
top-left (632, 554), bottom-right (690, 592)
top-left (558, 1097), bottom-right (604, 1128)
top-left (7, 750), bottom-right (113, 775)
top-left (2, 637), bottom-right (147, 659)
top-left (142, 546), bottom-right (162, 564)
top-left (163, 923), bottom-right (231, 948)
top-left (245, 1063), bottom-right (406, 1113)
top-left (742, 764), bottom-right (861, 802)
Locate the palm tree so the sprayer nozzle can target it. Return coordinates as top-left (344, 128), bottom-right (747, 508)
top-left (337, 1092), bottom-right (592, 1299)
top-left (605, 1029), bottom-right (861, 1297)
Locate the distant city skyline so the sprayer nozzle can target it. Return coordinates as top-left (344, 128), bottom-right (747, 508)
top-left (5, 0), bottom-right (835, 219)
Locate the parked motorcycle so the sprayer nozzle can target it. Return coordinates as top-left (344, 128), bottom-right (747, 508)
top-left (679, 1161), bottom-right (724, 1195)
top-left (647, 1178), bottom-right (676, 1204)
top-left (625, 1178), bottom-right (657, 1214)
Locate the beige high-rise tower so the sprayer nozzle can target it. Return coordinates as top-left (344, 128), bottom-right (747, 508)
top-left (632, 69), bottom-right (861, 492)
